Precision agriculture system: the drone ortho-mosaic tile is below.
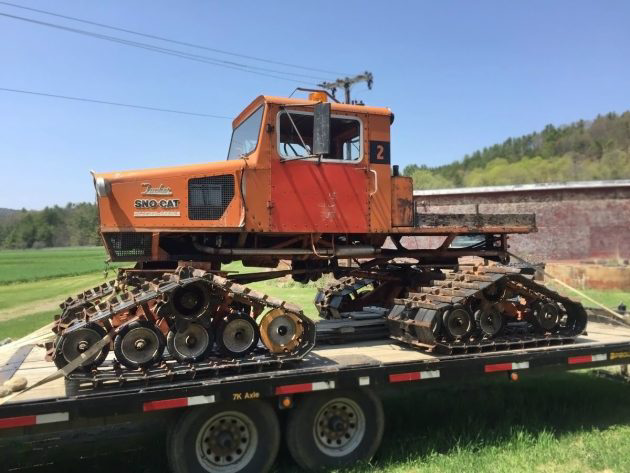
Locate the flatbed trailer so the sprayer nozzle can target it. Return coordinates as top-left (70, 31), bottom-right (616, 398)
top-left (1, 316), bottom-right (630, 472)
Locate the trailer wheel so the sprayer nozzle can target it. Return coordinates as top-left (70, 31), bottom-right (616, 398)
top-left (167, 400), bottom-right (280, 473)
top-left (286, 389), bottom-right (384, 471)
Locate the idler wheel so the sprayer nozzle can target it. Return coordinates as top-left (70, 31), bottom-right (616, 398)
top-left (54, 322), bottom-right (109, 372)
top-left (532, 301), bottom-right (561, 333)
top-left (474, 305), bottom-right (505, 337)
top-left (167, 323), bottom-right (214, 363)
top-left (441, 304), bottom-right (473, 341)
top-left (169, 281), bottom-right (213, 320)
top-left (114, 320), bottom-right (166, 370)
top-left (259, 308), bottom-right (304, 354)
top-left (216, 313), bottom-right (260, 358)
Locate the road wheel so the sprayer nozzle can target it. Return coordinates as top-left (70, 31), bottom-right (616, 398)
top-left (114, 320), bottom-right (166, 370)
top-left (167, 400), bottom-right (280, 473)
top-left (216, 313), bottom-right (259, 358)
top-left (286, 389), bottom-right (384, 471)
top-left (53, 323), bottom-right (109, 372)
top-left (167, 323), bottom-right (214, 363)
top-left (442, 304), bottom-right (473, 341)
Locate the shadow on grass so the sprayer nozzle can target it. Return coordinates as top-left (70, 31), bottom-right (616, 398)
top-left (274, 370), bottom-right (630, 472)
top-left (2, 371), bottom-right (629, 473)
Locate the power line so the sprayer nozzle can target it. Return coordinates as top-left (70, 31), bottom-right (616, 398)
top-left (0, 87), bottom-right (233, 119)
top-left (0, 12), bottom-right (321, 84)
top-left (0, 1), bottom-right (348, 77)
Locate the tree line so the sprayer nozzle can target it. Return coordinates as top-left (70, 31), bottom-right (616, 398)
top-left (404, 111), bottom-right (630, 189)
top-left (0, 203), bottom-right (100, 249)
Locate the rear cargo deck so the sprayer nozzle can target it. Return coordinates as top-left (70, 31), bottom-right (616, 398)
top-left (1, 319), bottom-right (629, 416)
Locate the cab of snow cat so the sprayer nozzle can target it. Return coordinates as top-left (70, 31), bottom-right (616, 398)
top-left (93, 95), bottom-right (411, 262)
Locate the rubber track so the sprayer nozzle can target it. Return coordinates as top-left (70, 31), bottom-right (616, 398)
top-left (387, 264), bottom-right (587, 354)
top-left (315, 277), bottom-right (375, 319)
top-left (54, 267), bottom-right (316, 380)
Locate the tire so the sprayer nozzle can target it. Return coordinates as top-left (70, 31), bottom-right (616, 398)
top-left (53, 323), bottom-right (110, 372)
top-left (286, 389), bottom-right (384, 471)
top-left (114, 320), bottom-right (166, 370)
top-left (167, 400), bottom-right (280, 473)
top-left (216, 313), bottom-right (260, 358)
top-left (167, 323), bottom-right (214, 363)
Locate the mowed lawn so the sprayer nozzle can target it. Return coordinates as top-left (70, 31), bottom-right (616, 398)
top-left (0, 246), bottom-right (114, 284)
top-left (0, 248), bottom-right (629, 472)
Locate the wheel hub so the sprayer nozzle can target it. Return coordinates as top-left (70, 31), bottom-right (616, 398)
top-left (171, 323), bottom-right (212, 361)
top-left (222, 318), bottom-right (256, 355)
top-left (120, 326), bottom-right (160, 365)
top-left (259, 309), bottom-right (304, 354)
top-left (313, 398), bottom-right (365, 456)
top-left (196, 411), bottom-right (257, 471)
top-left (61, 325), bottom-right (106, 367)
top-left (444, 307), bottom-right (472, 338)
top-left (171, 282), bottom-right (211, 320)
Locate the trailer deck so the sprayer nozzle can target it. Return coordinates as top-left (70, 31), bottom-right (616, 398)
top-left (1, 318), bottom-right (629, 427)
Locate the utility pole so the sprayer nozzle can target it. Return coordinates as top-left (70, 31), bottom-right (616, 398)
top-left (318, 72), bottom-right (373, 159)
top-left (318, 71), bottom-right (374, 104)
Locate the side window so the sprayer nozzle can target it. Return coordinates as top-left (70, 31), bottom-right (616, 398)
top-left (278, 111), bottom-right (361, 161)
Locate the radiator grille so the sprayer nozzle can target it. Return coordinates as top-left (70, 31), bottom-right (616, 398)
top-left (188, 175), bottom-right (235, 220)
top-left (104, 232), bottom-right (152, 258)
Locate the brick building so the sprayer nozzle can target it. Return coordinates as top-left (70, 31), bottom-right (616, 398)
top-left (408, 180), bottom-right (630, 262)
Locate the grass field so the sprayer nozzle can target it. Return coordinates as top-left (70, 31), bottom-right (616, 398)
top-left (0, 246), bottom-right (116, 284)
top-left (0, 247), bottom-right (629, 472)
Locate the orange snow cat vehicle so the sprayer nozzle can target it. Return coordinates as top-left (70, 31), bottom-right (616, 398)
top-left (50, 92), bottom-right (586, 372)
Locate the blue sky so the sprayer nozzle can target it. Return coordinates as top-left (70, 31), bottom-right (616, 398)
top-left (1, 0), bottom-right (629, 209)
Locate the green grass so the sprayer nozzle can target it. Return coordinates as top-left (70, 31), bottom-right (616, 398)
top-left (0, 246), bottom-right (117, 284)
top-left (0, 310), bottom-right (55, 340)
top-left (0, 272), bottom-right (119, 312)
top-left (274, 371), bottom-right (630, 473)
top-left (572, 288), bottom-right (629, 310)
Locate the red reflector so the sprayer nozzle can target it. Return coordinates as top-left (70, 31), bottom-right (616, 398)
top-left (143, 398), bottom-right (188, 412)
top-left (0, 415), bottom-right (36, 429)
top-left (484, 363), bottom-right (513, 373)
top-left (275, 383), bottom-right (312, 395)
top-left (568, 355), bottom-right (592, 365)
top-left (389, 372), bottom-right (421, 383)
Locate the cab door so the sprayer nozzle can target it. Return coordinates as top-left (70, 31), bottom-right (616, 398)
top-left (269, 109), bottom-right (369, 233)
top-left (366, 113), bottom-right (393, 232)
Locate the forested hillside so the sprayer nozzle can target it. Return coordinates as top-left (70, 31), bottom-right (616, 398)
top-left (405, 111), bottom-right (630, 189)
top-left (0, 203), bottom-right (99, 249)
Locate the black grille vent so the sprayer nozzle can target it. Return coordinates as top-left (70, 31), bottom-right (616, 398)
top-left (104, 232), bottom-right (152, 258)
top-left (188, 175), bottom-right (235, 220)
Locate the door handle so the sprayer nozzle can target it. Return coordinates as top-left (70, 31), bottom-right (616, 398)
top-left (369, 169), bottom-right (378, 197)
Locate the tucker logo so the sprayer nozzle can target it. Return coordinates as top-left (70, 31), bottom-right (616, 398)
top-left (134, 183), bottom-right (180, 217)
top-left (141, 183), bottom-right (173, 195)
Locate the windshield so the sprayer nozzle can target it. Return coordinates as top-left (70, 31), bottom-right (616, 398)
top-left (227, 106), bottom-right (264, 160)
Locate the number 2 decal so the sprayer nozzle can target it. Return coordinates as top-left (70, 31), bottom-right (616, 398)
top-left (369, 141), bottom-right (390, 164)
